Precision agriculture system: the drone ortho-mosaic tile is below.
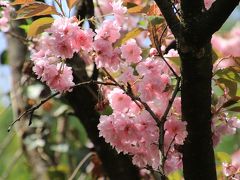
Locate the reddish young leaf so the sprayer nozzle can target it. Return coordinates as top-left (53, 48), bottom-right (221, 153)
top-left (67, 0), bottom-right (78, 10)
top-left (16, 2), bottom-right (60, 19)
top-left (11, 0), bottom-right (35, 6)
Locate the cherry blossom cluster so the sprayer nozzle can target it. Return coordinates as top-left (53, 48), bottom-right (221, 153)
top-left (212, 25), bottom-right (240, 58)
top-left (92, 1), bottom-right (187, 172)
top-left (30, 17), bottom-right (95, 92)
top-left (212, 112), bottom-right (240, 147)
top-left (222, 150), bottom-right (240, 179)
top-left (29, 0), bottom-right (189, 173)
top-left (0, 0), bottom-right (13, 32)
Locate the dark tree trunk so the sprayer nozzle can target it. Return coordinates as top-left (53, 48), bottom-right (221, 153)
top-left (154, 0), bottom-right (239, 179)
top-left (179, 42), bottom-right (217, 180)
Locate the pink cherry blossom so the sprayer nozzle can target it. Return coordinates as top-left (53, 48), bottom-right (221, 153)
top-left (204, 0), bottom-right (215, 10)
top-left (164, 151), bottom-right (183, 174)
top-left (46, 64), bottom-right (74, 92)
top-left (111, 0), bottom-right (127, 25)
top-left (0, 1), bottom-right (13, 32)
top-left (108, 88), bottom-right (132, 112)
top-left (95, 19), bottom-right (121, 43)
top-left (212, 25), bottom-right (240, 57)
top-left (164, 118), bottom-right (188, 145)
top-left (121, 39), bottom-right (142, 63)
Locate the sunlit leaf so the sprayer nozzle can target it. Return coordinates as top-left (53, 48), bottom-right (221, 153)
top-left (148, 16), bottom-right (164, 25)
top-left (127, 5), bottom-right (150, 14)
top-left (166, 57), bottom-right (181, 67)
top-left (215, 152), bottom-right (231, 163)
top-left (11, 0), bottom-right (35, 5)
top-left (67, 0), bottom-right (78, 10)
top-left (215, 67), bottom-right (240, 82)
top-left (27, 17), bottom-right (54, 37)
top-left (19, 24), bottom-right (30, 33)
top-left (116, 27), bottom-right (144, 47)
top-left (168, 171), bottom-right (182, 180)
top-left (16, 2), bottom-right (60, 19)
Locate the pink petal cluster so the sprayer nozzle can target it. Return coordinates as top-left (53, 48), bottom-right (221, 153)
top-left (212, 112), bottom-right (240, 147)
top-left (98, 110), bottom-right (160, 169)
top-left (93, 1), bottom-right (128, 70)
top-left (29, 0), bottom-right (189, 172)
top-left (98, 53), bottom-right (187, 172)
top-left (111, 0), bottom-right (127, 25)
top-left (30, 16), bottom-right (95, 92)
top-left (45, 17), bottom-right (94, 59)
top-left (0, 1), bottom-right (13, 32)
top-left (212, 25), bottom-right (240, 57)
top-left (222, 150), bottom-right (240, 179)
top-left (204, 0), bottom-right (215, 9)
top-left (31, 49), bottom-right (74, 93)
top-left (121, 39), bottom-right (142, 64)
top-left (95, 19), bottom-right (121, 43)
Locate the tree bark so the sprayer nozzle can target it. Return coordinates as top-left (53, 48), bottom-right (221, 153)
top-left (8, 21), bottom-right (50, 180)
top-left (179, 42), bottom-right (217, 180)
top-left (155, 0), bottom-right (239, 179)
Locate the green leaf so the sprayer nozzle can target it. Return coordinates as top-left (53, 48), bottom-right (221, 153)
top-left (166, 56), bottom-right (181, 67)
top-left (0, 50), bottom-right (8, 65)
top-left (222, 96), bottom-right (240, 108)
top-left (69, 116), bottom-right (88, 145)
top-left (215, 152), bottom-right (231, 163)
top-left (215, 67), bottom-right (240, 82)
top-left (19, 24), bottom-right (30, 33)
top-left (216, 78), bottom-right (237, 97)
top-left (228, 106), bottom-right (240, 112)
top-left (148, 16), bottom-right (164, 25)
top-left (168, 171), bottom-right (182, 180)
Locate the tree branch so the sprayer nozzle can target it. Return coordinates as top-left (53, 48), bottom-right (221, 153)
top-left (181, 0), bottom-right (204, 19)
top-left (154, 0), bottom-right (181, 38)
top-left (201, 0), bottom-right (240, 39)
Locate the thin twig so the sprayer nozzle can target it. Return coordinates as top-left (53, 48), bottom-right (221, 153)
top-left (103, 68), bottom-right (161, 124)
top-left (152, 24), bottom-right (179, 79)
top-left (68, 152), bottom-right (94, 180)
top-left (6, 31), bottom-right (29, 45)
top-left (54, 0), bottom-right (66, 16)
top-left (163, 134), bottom-right (177, 164)
top-left (159, 76), bottom-right (181, 156)
top-left (8, 80), bottom-right (118, 131)
top-left (1, 149), bottom-right (23, 179)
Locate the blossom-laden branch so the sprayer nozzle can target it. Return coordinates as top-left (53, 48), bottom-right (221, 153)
top-left (8, 80), bottom-right (118, 132)
top-left (159, 76), bottom-right (181, 152)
